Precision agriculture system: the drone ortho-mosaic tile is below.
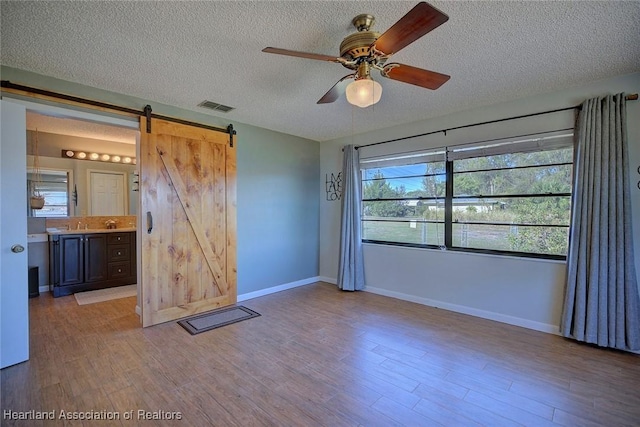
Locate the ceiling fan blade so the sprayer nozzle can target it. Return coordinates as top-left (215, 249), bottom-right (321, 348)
top-left (381, 63), bottom-right (450, 90)
top-left (262, 47), bottom-right (343, 63)
top-left (373, 2), bottom-right (448, 56)
top-left (317, 75), bottom-right (355, 104)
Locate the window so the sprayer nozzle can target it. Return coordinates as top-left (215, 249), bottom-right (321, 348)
top-left (361, 131), bottom-right (573, 259)
top-left (362, 150), bottom-right (447, 247)
top-left (28, 171), bottom-right (70, 217)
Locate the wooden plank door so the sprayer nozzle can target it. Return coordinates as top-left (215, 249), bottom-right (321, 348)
top-left (139, 117), bottom-right (236, 327)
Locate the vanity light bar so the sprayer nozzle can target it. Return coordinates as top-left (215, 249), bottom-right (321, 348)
top-left (62, 150), bottom-right (136, 164)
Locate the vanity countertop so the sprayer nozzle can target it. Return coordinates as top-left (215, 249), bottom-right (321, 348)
top-left (47, 227), bottom-right (137, 235)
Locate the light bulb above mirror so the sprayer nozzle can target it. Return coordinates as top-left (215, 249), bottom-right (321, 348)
top-left (62, 150), bottom-right (136, 164)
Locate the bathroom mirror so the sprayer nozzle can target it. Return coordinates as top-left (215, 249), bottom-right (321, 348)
top-left (26, 113), bottom-right (139, 218)
top-left (27, 157), bottom-right (138, 218)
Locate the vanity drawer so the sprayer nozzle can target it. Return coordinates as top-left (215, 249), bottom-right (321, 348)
top-left (107, 233), bottom-right (130, 245)
top-left (108, 262), bottom-right (131, 279)
top-left (108, 244), bottom-right (130, 262)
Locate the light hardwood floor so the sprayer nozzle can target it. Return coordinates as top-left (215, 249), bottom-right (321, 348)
top-left (2, 282), bottom-right (639, 426)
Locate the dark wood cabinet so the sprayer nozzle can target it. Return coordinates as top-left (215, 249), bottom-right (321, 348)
top-left (84, 234), bottom-right (108, 283)
top-left (59, 234), bottom-right (84, 286)
top-left (50, 231), bottom-right (136, 297)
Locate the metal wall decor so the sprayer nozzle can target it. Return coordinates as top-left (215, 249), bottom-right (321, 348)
top-left (326, 172), bottom-right (342, 201)
top-left (132, 172), bottom-right (139, 192)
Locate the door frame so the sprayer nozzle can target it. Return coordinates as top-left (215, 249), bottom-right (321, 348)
top-left (1, 95), bottom-right (143, 318)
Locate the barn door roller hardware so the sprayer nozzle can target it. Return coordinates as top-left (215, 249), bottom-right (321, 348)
top-left (144, 105), bottom-right (152, 133)
top-left (227, 124), bottom-right (236, 147)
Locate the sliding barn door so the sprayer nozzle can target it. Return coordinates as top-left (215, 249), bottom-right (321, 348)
top-left (139, 117), bottom-right (236, 327)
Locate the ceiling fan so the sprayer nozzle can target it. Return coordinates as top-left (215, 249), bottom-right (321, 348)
top-left (262, 2), bottom-right (450, 108)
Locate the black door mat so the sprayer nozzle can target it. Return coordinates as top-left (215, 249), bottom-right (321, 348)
top-left (178, 305), bottom-right (260, 335)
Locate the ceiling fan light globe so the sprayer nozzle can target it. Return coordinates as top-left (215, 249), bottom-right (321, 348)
top-left (346, 79), bottom-right (382, 108)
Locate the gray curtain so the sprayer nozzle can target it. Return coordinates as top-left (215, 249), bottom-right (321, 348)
top-left (337, 145), bottom-right (365, 291)
top-left (561, 93), bottom-right (640, 351)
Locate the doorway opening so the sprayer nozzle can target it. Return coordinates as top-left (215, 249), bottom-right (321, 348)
top-left (20, 100), bottom-right (141, 322)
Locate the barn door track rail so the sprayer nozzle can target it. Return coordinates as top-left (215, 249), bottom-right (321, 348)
top-left (1, 80), bottom-right (235, 146)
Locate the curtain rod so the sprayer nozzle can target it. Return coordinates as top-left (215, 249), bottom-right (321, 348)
top-left (0, 80), bottom-right (232, 136)
top-left (354, 93), bottom-right (638, 150)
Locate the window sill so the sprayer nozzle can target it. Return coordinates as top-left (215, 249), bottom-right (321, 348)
top-left (362, 241), bottom-right (567, 265)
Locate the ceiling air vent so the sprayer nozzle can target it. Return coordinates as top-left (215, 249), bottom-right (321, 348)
top-left (198, 100), bottom-right (235, 113)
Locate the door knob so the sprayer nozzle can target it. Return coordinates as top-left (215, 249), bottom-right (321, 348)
top-left (11, 244), bottom-right (25, 253)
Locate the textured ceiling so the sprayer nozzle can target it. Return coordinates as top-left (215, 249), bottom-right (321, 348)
top-left (26, 113), bottom-right (138, 145)
top-left (2, 1), bottom-right (639, 142)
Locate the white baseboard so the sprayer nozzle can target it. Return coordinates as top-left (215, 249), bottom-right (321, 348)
top-left (364, 285), bottom-right (560, 335)
top-left (237, 276), bottom-right (319, 302)
top-left (318, 276), bottom-right (337, 285)
top-left (37, 278), bottom-right (319, 310)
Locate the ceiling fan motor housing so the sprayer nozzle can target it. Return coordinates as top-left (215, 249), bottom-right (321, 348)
top-left (339, 13), bottom-right (380, 64)
top-left (339, 31), bottom-right (380, 62)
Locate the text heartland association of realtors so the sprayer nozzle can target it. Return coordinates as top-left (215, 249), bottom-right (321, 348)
top-left (3, 409), bottom-right (183, 421)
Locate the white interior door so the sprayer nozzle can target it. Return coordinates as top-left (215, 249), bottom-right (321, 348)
top-left (89, 171), bottom-right (126, 215)
top-left (0, 100), bottom-right (29, 368)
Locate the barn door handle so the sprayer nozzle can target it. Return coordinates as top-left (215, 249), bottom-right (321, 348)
top-left (146, 211), bottom-right (153, 234)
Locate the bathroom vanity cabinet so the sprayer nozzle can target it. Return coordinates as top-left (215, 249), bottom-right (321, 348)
top-left (49, 230), bottom-right (136, 297)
